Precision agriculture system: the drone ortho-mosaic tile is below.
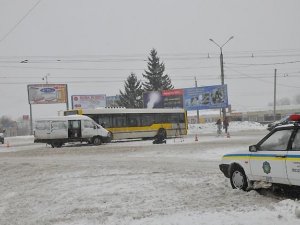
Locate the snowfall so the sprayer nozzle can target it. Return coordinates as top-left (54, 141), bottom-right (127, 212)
top-left (1, 121), bottom-right (300, 225)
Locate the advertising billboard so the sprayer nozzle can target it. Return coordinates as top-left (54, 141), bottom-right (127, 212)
top-left (106, 95), bottom-right (120, 107)
top-left (161, 89), bottom-right (184, 108)
top-left (143, 89), bottom-right (183, 108)
top-left (27, 84), bottom-right (67, 104)
top-left (71, 95), bottom-right (106, 109)
top-left (183, 84), bottom-right (228, 111)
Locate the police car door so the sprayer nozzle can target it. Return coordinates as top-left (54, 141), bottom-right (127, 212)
top-left (286, 127), bottom-right (300, 186)
top-left (250, 128), bottom-right (293, 185)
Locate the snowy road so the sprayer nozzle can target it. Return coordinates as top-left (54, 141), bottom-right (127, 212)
top-left (1, 130), bottom-right (300, 225)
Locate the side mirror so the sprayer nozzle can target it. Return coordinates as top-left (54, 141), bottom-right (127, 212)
top-left (94, 125), bottom-right (97, 129)
top-left (249, 145), bottom-right (258, 152)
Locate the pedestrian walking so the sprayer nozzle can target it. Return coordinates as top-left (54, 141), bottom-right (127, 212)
top-left (216, 118), bottom-right (222, 135)
top-left (223, 117), bottom-right (229, 134)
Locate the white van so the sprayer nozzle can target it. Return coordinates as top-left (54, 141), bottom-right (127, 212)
top-left (34, 115), bottom-right (111, 147)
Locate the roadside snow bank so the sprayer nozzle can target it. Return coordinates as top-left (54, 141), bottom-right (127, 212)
top-left (1, 135), bottom-right (34, 146)
top-left (189, 121), bottom-right (267, 134)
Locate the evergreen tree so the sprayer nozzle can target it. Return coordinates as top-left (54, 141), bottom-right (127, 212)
top-left (143, 48), bottom-right (174, 91)
top-left (118, 73), bottom-right (143, 108)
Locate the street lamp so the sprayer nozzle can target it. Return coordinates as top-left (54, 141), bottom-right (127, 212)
top-left (209, 36), bottom-right (234, 120)
top-left (42, 73), bottom-right (50, 84)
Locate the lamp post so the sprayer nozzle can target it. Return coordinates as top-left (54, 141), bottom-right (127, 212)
top-left (209, 36), bottom-right (234, 120)
top-left (42, 73), bottom-right (50, 84)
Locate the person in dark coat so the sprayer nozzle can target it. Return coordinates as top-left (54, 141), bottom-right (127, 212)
top-left (223, 117), bottom-right (229, 133)
top-left (216, 118), bottom-right (222, 135)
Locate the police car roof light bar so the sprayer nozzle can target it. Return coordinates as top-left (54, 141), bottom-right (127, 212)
top-left (289, 114), bottom-right (300, 122)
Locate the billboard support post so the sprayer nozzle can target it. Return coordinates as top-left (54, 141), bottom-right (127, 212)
top-left (66, 84), bottom-right (69, 110)
top-left (27, 85), bottom-right (34, 135)
top-left (194, 77), bottom-right (200, 124)
top-left (29, 103), bottom-right (33, 135)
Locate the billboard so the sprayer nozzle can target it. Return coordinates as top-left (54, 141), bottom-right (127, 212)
top-left (27, 84), bottom-right (67, 104)
top-left (106, 95), bottom-right (120, 107)
top-left (71, 95), bottom-right (106, 109)
top-left (143, 89), bottom-right (184, 108)
top-left (161, 89), bottom-right (184, 108)
top-left (183, 84), bottom-right (228, 111)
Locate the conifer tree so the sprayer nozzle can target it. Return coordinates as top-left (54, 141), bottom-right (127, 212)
top-left (118, 73), bottom-right (143, 108)
top-left (143, 48), bottom-right (174, 91)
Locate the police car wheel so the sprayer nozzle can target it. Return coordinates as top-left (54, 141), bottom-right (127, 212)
top-left (230, 167), bottom-right (248, 190)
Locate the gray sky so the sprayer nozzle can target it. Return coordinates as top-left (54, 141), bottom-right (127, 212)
top-left (0, 0), bottom-right (300, 119)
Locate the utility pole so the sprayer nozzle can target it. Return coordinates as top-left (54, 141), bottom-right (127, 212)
top-left (194, 76), bottom-right (200, 123)
top-left (273, 69), bottom-right (277, 121)
top-left (209, 36), bottom-right (234, 121)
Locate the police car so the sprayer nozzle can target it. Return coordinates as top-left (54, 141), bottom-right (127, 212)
top-left (219, 114), bottom-right (300, 191)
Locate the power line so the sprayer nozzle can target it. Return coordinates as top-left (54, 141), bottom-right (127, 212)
top-left (1, 58), bottom-right (300, 71)
top-left (0, 0), bottom-right (43, 44)
top-left (225, 60), bottom-right (300, 67)
top-left (1, 74), bottom-right (299, 85)
top-left (1, 48), bottom-right (300, 62)
top-left (0, 73), bottom-right (299, 79)
top-left (0, 64), bottom-right (221, 71)
top-left (225, 66), bottom-right (300, 88)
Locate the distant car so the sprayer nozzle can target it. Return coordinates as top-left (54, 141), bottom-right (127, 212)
top-left (0, 132), bottom-right (4, 144)
top-left (219, 114), bottom-right (300, 191)
top-left (267, 115), bottom-right (291, 131)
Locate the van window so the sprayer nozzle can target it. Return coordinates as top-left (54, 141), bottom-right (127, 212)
top-left (51, 121), bottom-right (67, 130)
top-left (35, 121), bottom-right (49, 130)
top-left (84, 120), bottom-right (94, 129)
top-left (69, 120), bottom-right (80, 129)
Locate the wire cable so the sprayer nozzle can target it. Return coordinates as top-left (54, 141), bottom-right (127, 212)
top-left (0, 0), bottom-right (43, 44)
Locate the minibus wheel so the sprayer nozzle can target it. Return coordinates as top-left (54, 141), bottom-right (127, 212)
top-left (51, 141), bottom-right (63, 148)
top-left (93, 136), bottom-right (102, 145)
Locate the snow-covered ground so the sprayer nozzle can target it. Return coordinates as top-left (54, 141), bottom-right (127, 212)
top-left (1, 122), bottom-right (300, 225)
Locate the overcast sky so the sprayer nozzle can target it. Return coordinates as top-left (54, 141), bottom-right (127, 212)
top-left (0, 0), bottom-right (300, 119)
